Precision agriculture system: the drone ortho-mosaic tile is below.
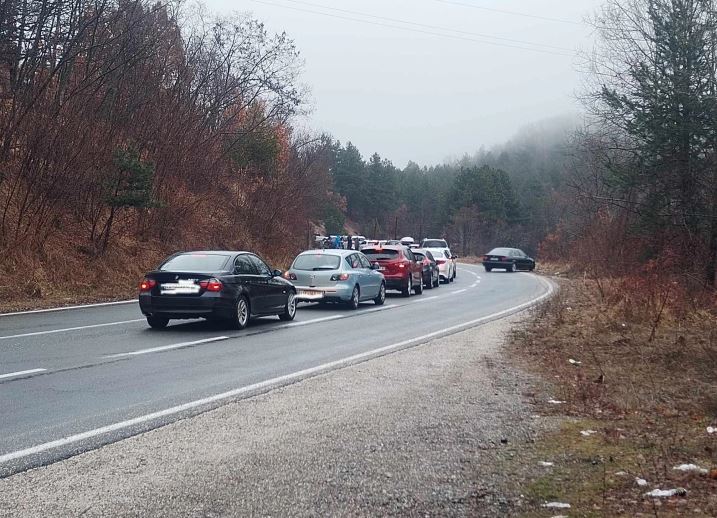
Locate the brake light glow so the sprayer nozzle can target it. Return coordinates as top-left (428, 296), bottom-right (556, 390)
top-left (330, 273), bottom-right (350, 281)
top-left (139, 278), bottom-right (157, 292)
top-left (199, 279), bottom-right (223, 292)
top-left (398, 263), bottom-right (405, 268)
top-left (283, 272), bottom-right (297, 281)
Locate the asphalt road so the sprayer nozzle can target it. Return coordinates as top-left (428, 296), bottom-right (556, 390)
top-left (0, 264), bottom-right (551, 478)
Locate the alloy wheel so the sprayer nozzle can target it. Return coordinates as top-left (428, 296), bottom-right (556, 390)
top-left (237, 298), bottom-right (249, 327)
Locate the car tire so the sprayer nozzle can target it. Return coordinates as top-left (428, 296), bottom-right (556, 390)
top-left (279, 291), bottom-right (297, 321)
top-left (402, 277), bottom-right (411, 297)
top-left (146, 315), bottom-right (169, 329)
top-left (433, 275), bottom-right (440, 288)
top-left (425, 274), bottom-right (433, 289)
top-left (231, 296), bottom-right (250, 329)
top-left (374, 283), bottom-right (386, 305)
top-left (347, 285), bottom-right (360, 309)
top-left (415, 276), bottom-right (423, 294)
top-left (509, 262), bottom-right (517, 273)
top-left (484, 266), bottom-right (492, 272)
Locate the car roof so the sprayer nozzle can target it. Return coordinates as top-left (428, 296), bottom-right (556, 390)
top-left (298, 249), bottom-right (358, 257)
top-left (362, 245), bottom-right (405, 251)
top-left (174, 250), bottom-right (253, 255)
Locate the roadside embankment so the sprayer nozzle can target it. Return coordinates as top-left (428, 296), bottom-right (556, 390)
top-left (508, 276), bottom-right (717, 515)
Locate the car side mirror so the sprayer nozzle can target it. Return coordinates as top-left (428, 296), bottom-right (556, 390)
top-left (272, 269), bottom-right (283, 277)
top-left (371, 263), bottom-right (381, 270)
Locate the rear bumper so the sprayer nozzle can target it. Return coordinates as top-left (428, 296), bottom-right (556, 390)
top-left (384, 274), bottom-right (409, 290)
top-left (294, 284), bottom-right (353, 302)
top-left (138, 293), bottom-right (234, 319)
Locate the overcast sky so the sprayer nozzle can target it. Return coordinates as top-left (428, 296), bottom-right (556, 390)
top-left (203, 0), bottom-right (603, 167)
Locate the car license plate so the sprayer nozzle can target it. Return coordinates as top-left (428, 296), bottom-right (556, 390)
top-left (298, 289), bottom-right (323, 300)
top-left (160, 279), bottom-right (200, 295)
top-left (491, 257), bottom-right (500, 261)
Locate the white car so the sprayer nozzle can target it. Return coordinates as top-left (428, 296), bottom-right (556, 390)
top-left (423, 247), bottom-right (456, 283)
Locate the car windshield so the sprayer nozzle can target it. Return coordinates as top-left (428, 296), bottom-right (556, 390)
top-left (363, 248), bottom-right (400, 260)
top-left (488, 248), bottom-right (514, 256)
top-left (293, 254), bottom-right (342, 271)
top-left (423, 240), bottom-right (447, 248)
top-left (160, 254), bottom-right (229, 272)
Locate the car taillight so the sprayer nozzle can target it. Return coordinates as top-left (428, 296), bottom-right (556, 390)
top-left (199, 279), bottom-right (223, 292)
top-left (398, 263), bottom-right (406, 268)
top-left (482, 255), bottom-right (489, 261)
top-left (330, 273), bottom-right (350, 281)
top-left (283, 272), bottom-right (297, 281)
top-left (139, 278), bottom-right (156, 292)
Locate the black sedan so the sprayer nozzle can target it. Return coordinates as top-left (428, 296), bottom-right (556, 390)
top-left (414, 249), bottom-right (440, 288)
top-left (139, 251), bottom-right (297, 329)
top-left (482, 248), bottom-right (536, 272)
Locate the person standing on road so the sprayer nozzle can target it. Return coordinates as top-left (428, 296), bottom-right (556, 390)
top-left (347, 235), bottom-right (353, 250)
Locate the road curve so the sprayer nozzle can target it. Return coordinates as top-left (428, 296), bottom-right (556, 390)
top-left (0, 264), bottom-right (552, 477)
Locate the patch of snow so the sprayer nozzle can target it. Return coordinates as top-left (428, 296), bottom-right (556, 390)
top-left (580, 430), bottom-right (598, 437)
top-left (707, 426), bottom-right (716, 434)
top-left (635, 477), bottom-right (648, 487)
top-left (614, 471), bottom-right (628, 476)
top-left (548, 399), bottom-right (566, 404)
top-left (645, 488), bottom-right (687, 498)
top-left (673, 463), bottom-right (708, 474)
top-left (539, 461), bottom-right (554, 467)
top-left (542, 502), bottom-right (571, 509)
top-left (568, 358), bottom-right (582, 365)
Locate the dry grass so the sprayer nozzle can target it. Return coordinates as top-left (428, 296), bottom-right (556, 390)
top-left (510, 275), bottom-right (717, 515)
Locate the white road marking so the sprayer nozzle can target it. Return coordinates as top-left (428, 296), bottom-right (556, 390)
top-left (284, 314), bottom-right (346, 328)
top-left (104, 337), bottom-right (230, 358)
top-left (451, 289), bottom-right (468, 295)
top-left (0, 276), bottom-right (555, 466)
top-left (0, 300), bottom-right (136, 317)
top-left (0, 368), bottom-right (47, 380)
top-left (409, 295), bottom-right (440, 303)
top-left (0, 319), bottom-right (145, 341)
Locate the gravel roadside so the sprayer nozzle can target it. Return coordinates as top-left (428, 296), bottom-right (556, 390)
top-left (0, 315), bottom-right (545, 517)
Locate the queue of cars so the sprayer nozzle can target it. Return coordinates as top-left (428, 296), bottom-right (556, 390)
top-left (138, 241), bottom-right (536, 329)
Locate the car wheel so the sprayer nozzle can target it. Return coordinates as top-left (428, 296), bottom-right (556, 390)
top-left (279, 291), bottom-right (297, 321)
top-left (509, 262), bottom-right (517, 273)
top-left (146, 315), bottom-right (169, 329)
top-left (402, 276), bottom-right (411, 297)
top-left (425, 274), bottom-right (433, 289)
top-left (484, 266), bottom-right (492, 272)
top-left (374, 282), bottom-right (386, 305)
top-left (347, 285), bottom-right (360, 309)
top-left (231, 296), bottom-right (250, 329)
top-left (433, 274), bottom-right (440, 288)
top-left (415, 275), bottom-right (423, 294)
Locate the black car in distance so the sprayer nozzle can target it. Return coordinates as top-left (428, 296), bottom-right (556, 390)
top-left (139, 251), bottom-right (297, 329)
top-left (482, 248), bottom-right (536, 272)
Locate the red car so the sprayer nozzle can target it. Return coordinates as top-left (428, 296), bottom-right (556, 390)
top-left (362, 246), bottom-right (423, 297)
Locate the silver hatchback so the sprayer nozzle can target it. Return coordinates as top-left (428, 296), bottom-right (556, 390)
top-left (285, 250), bottom-right (386, 309)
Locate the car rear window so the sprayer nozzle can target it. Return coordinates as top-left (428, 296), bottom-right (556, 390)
top-left (414, 253), bottom-right (425, 261)
top-left (293, 254), bottom-right (341, 271)
top-left (363, 248), bottom-right (400, 260)
top-left (423, 240), bottom-right (447, 248)
top-left (488, 248), bottom-right (513, 256)
top-left (160, 254), bottom-right (229, 272)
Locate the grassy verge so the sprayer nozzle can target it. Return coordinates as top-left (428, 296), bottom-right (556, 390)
top-left (509, 274), bottom-right (717, 516)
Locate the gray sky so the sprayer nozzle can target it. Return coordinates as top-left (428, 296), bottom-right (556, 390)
top-left (204, 0), bottom-right (603, 167)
